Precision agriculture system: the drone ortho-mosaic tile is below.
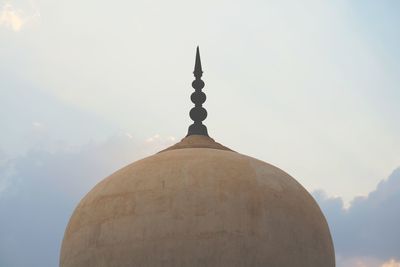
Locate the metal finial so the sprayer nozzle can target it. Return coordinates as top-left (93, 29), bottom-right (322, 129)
top-left (187, 46), bottom-right (208, 137)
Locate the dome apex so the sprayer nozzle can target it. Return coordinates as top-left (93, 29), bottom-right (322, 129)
top-left (159, 135), bottom-right (232, 153)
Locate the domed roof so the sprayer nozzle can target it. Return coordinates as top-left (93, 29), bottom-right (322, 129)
top-left (60, 139), bottom-right (334, 266)
top-left (60, 47), bottom-right (335, 267)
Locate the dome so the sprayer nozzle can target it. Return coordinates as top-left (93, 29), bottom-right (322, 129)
top-left (60, 47), bottom-right (335, 266)
top-left (60, 136), bottom-right (334, 267)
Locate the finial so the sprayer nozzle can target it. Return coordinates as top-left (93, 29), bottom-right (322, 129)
top-left (187, 46), bottom-right (209, 137)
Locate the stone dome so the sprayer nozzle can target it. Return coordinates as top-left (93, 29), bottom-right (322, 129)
top-left (60, 135), bottom-right (335, 267)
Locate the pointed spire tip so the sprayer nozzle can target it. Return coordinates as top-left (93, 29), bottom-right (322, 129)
top-left (194, 46), bottom-right (203, 78)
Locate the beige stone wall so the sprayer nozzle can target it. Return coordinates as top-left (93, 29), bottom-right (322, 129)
top-left (60, 148), bottom-right (335, 267)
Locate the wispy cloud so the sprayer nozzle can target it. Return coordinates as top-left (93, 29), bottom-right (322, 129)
top-left (382, 259), bottom-right (400, 267)
top-left (0, 3), bottom-right (24, 31)
top-left (0, 2), bottom-right (39, 31)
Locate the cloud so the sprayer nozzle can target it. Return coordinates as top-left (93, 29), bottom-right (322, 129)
top-left (382, 259), bottom-right (400, 267)
top-left (314, 168), bottom-right (400, 265)
top-left (0, 2), bottom-right (39, 32)
top-left (145, 134), bottom-right (176, 144)
top-left (0, 3), bottom-right (24, 31)
top-left (0, 134), bottom-right (174, 266)
top-left (0, 71), bottom-right (118, 156)
top-left (337, 257), bottom-right (400, 267)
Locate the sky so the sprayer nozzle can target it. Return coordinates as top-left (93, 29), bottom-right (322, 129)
top-left (0, 0), bottom-right (399, 266)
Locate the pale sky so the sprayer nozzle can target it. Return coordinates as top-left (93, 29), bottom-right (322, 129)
top-left (1, 1), bottom-right (400, 266)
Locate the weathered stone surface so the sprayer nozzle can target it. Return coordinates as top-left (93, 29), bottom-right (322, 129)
top-left (60, 147), bottom-right (335, 267)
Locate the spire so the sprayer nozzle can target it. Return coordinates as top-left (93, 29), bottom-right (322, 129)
top-left (194, 46), bottom-right (203, 78)
top-left (187, 46), bottom-right (209, 137)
